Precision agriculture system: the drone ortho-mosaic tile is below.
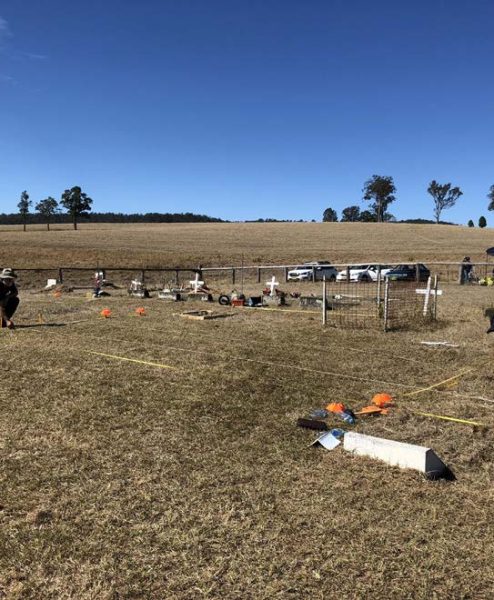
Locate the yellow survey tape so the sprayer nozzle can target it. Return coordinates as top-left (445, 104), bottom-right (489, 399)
top-left (410, 410), bottom-right (484, 427)
top-left (404, 368), bottom-right (474, 397)
top-left (85, 350), bottom-right (178, 370)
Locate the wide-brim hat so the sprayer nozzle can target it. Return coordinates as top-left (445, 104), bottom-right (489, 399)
top-left (0, 268), bottom-right (17, 279)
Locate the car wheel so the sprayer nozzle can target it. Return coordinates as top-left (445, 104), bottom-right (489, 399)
top-left (360, 274), bottom-right (370, 283)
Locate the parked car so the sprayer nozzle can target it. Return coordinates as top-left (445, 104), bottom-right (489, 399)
top-left (385, 264), bottom-right (430, 282)
top-left (287, 261), bottom-right (338, 282)
top-left (336, 264), bottom-right (394, 282)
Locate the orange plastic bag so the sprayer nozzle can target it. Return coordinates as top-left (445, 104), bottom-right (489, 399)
top-left (135, 307), bottom-right (146, 316)
top-left (372, 393), bottom-right (393, 408)
top-left (100, 308), bottom-right (112, 318)
top-left (326, 402), bottom-right (345, 413)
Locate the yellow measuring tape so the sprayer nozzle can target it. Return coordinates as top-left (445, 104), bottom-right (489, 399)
top-left (403, 368), bottom-right (474, 397)
top-left (85, 350), bottom-right (178, 371)
top-left (409, 410), bottom-right (484, 427)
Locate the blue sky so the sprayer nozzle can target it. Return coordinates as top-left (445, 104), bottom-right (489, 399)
top-left (1, 0), bottom-right (493, 223)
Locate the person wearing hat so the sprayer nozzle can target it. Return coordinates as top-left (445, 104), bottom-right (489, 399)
top-left (0, 268), bottom-right (19, 329)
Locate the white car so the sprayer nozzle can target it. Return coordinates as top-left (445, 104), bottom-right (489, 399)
top-left (287, 261), bottom-right (338, 282)
top-left (336, 265), bottom-right (394, 282)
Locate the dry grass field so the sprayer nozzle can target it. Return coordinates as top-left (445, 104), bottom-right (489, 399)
top-left (1, 223), bottom-right (494, 599)
top-left (1, 221), bottom-right (494, 268)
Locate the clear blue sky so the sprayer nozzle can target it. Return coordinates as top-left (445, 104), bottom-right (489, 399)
top-left (1, 0), bottom-right (493, 223)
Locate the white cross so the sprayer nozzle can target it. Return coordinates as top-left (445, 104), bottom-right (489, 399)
top-left (190, 273), bottom-right (204, 293)
top-left (266, 276), bottom-right (279, 297)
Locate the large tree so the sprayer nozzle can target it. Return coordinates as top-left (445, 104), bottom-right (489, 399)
top-left (341, 205), bottom-right (361, 222)
top-left (36, 196), bottom-right (59, 231)
top-left (360, 210), bottom-right (377, 222)
top-left (60, 186), bottom-right (93, 230)
top-left (322, 207), bottom-right (338, 222)
top-left (362, 175), bottom-right (396, 222)
top-left (479, 215), bottom-right (487, 228)
top-left (427, 180), bottom-right (462, 223)
top-left (17, 190), bottom-right (31, 232)
top-left (488, 185), bottom-right (494, 212)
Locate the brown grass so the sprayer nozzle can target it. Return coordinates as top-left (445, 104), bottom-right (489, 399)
top-left (1, 224), bottom-right (494, 598)
top-left (1, 221), bottom-right (493, 268)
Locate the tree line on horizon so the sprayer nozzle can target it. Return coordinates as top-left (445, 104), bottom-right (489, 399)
top-left (323, 176), bottom-right (494, 226)
top-left (4, 186), bottom-right (225, 229)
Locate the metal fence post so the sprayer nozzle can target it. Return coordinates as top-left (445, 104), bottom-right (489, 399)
top-left (322, 276), bottom-right (327, 326)
top-left (433, 275), bottom-right (439, 320)
top-left (376, 266), bottom-right (381, 309)
top-left (58, 268), bottom-right (64, 284)
top-left (383, 278), bottom-right (390, 332)
top-left (257, 267), bottom-right (261, 283)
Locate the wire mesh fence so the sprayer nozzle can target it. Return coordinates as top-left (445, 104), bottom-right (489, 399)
top-left (384, 278), bottom-right (438, 331)
top-left (320, 277), bottom-right (439, 331)
top-left (323, 281), bottom-right (382, 329)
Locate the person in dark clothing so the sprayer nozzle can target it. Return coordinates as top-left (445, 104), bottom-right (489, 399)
top-left (0, 268), bottom-right (19, 329)
top-left (461, 256), bottom-right (473, 284)
top-left (486, 308), bottom-right (494, 334)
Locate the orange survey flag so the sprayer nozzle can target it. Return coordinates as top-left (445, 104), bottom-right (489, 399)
top-left (356, 405), bottom-right (383, 415)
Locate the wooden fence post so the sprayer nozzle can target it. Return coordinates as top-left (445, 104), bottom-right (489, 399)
top-left (257, 267), bottom-right (261, 283)
top-left (285, 267), bottom-right (289, 282)
top-left (415, 263), bottom-right (420, 282)
top-left (232, 267), bottom-right (236, 285)
top-left (58, 268), bottom-right (64, 284)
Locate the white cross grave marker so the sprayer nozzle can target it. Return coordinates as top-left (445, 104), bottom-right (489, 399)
top-left (266, 276), bottom-right (279, 297)
top-left (190, 273), bottom-right (204, 293)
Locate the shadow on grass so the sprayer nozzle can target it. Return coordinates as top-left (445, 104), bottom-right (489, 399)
top-left (15, 323), bottom-right (67, 329)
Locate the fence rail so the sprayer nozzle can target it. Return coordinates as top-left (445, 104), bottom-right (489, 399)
top-left (11, 260), bottom-right (493, 287)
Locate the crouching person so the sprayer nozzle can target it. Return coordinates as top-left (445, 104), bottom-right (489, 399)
top-left (0, 268), bottom-right (19, 329)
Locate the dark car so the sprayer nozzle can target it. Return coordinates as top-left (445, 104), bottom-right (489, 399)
top-left (386, 264), bottom-right (430, 282)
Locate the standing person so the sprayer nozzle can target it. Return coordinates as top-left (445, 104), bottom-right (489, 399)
top-left (0, 268), bottom-right (19, 329)
top-left (461, 256), bottom-right (473, 284)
